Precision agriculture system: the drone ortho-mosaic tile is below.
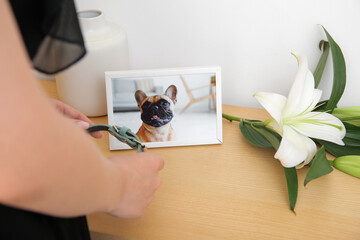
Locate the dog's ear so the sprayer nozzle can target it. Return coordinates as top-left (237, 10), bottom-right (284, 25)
top-left (165, 85), bottom-right (177, 104)
top-left (135, 90), bottom-right (148, 108)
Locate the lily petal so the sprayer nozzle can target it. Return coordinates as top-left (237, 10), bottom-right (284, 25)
top-left (266, 118), bottom-right (283, 136)
top-left (291, 111), bottom-right (346, 146)
top-left (254, 92), bottom-right (286, 124)
top-left (283, 53), bottom-right (317, 117)
top-left (295, 135), bottom-right (317, 169)
top-left (307, 89), bottom-right (322, 113)
top-left (275, 125), bottom-right (316, 168)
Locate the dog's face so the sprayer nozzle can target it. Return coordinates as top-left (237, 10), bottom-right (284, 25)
top-left (135, 85), bottom-right (177, 127)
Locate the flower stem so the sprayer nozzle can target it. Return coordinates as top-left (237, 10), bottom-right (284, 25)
top-left (222, 113), bottom-right (241, 122)
top-left (222, 113), bottom-right (268, 126)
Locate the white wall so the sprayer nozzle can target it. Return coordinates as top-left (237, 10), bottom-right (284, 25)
top-left (75, 0), bottom-right (360, 109)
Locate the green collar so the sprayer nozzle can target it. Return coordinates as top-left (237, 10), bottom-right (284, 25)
top-left (87, 124), bottom-right (145, 152)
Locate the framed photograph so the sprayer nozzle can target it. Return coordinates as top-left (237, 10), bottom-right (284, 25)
top-left (105, 66), bottom-right (222, 150)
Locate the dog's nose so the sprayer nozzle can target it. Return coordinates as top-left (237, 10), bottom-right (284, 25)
top-left (154, 105), bottom-right (159, 110)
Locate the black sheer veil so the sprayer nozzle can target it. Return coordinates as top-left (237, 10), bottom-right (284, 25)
top-left (10, 0), bottom-right (86, 74)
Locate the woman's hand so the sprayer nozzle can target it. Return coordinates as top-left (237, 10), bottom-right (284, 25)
top-left (50, 99), bottom-right (103, 138)
top-left (107, 152), bottom-right (164, 218)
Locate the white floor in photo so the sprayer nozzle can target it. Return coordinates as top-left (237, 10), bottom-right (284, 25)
top-left (112, 108), bottom-right (218, 145)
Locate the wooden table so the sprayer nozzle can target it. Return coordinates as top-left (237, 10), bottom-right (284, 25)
top-left (40, 80), bottom-right (360, 240)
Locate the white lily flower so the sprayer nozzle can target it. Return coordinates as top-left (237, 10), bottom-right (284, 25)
top-left (254, 53), bottom-right (346, 169)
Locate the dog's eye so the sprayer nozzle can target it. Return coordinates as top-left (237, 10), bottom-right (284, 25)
top-left (161, 101), bottom-right (170, 107)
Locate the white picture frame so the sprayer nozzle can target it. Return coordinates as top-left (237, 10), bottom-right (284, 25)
top-left (105, 66), bottom-right (222, 150)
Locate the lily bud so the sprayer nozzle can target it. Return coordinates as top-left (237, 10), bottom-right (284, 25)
top-left (332, 106), bottom-right (360, 126)
top-left (332, 155), bottom-right (360, 178)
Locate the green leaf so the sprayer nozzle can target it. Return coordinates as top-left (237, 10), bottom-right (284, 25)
top-left (342, 122), bottom-right (360, 147)
top-left (316, 122), bottom-right (360, 156)
top-left (313, 40), bottom-right (330, 88)
top-left (322, 26), bottom-right (346, 112)
top-left (316, 139), bottom-right (360, 157)
top-left (239, 120), bottom-right (274, 148)
top-left (252, 126), bottom-right (281, 150)
top-left (283, 167), bottom-right (298, 212)
top-left (242, 122), bottom-right (297, 211)
top-left (304, 146), bottom-right (333, 186)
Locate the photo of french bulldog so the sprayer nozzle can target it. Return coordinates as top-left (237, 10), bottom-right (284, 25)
top-left (107, 67), bottom-right (221, 150)
top-left (135, 85), bottom-right (178, 142)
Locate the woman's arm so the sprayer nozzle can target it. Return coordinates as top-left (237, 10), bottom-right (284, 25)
top-left (0, 0), bottom-right (163, 218)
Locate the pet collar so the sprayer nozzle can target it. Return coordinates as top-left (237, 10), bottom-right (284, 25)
top-left (87, 124), bottom-right (145, 152)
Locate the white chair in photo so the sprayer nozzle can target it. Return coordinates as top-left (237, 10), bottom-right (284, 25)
top-left (179, 75), bottom-right (216, 114)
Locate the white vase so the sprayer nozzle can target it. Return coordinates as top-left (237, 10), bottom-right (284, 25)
top-left (56, 10), bottom-right (129, 117)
